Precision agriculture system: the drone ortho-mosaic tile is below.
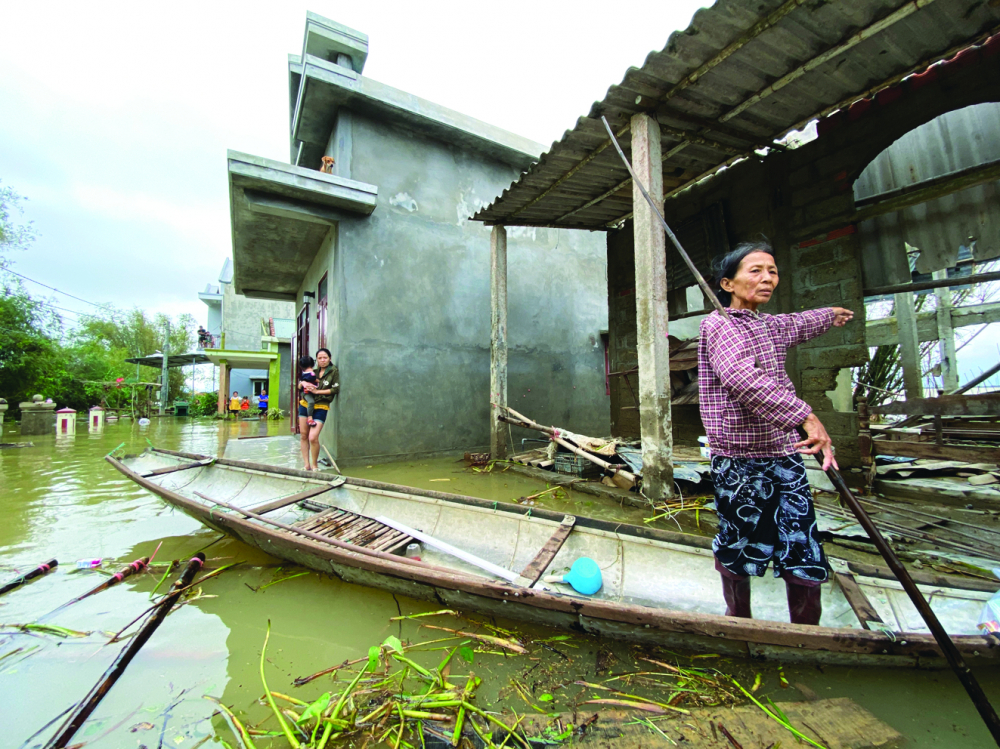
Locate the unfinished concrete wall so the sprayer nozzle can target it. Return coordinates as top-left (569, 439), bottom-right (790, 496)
top-left (327, 113), bottom-right (608, 465)
top-left (222, 280), bottom-right (295, 352)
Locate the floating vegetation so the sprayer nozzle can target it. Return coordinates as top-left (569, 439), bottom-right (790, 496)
top-left (0, 623), bottom-right (90, 638)
top-left (200, 607), bottom-right (836, 749)
top-left (644, 496), bottom-right (714, 528)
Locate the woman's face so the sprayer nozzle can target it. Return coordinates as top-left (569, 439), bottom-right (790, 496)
top-left (721, 251), bottom-right (778, 309)
top-left (316, 351), bottom-right (331, 369)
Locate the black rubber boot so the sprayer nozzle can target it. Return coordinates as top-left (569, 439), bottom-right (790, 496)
top-left (785, 578), bottom-right (822, 625)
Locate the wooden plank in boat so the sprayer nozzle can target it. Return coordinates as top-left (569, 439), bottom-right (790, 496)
top-left (142, 458), bottom-right (214, 478)
top-left (520, 515), bottom-right (576, 584)
top-left (248, 485), bottom-right (336, 515)
top-left (835, 571), bottom-right (885, 630)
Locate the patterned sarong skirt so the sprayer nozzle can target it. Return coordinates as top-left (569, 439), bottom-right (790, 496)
top-left (711, 453), bottom-right (829, 583)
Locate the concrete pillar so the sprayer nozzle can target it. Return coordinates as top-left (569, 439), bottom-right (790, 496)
top-left (933, 270), bottom-right (959, 392)
top-left (630, 112), bottom-right (674, 500)
top-left (894, 290), bottom-right (923, 399)
top-left (268, 353), bottom-right (281, 416)
top-left (490, 224), bottom-right (508, 460)
top-left (217, 361), bottom-right (228, 415)
top-left (160, 320), bottom-right (170, 416)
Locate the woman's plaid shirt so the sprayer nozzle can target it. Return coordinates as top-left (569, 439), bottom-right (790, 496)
top-left (697, 307), bottom-right (835, 458)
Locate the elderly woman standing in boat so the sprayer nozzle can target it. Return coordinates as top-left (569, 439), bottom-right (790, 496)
top-left (698, 240), bottom-right (853, 625)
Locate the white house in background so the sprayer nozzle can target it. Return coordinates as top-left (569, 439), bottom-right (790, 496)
top-left (199, 258), bottom-right (296, 413)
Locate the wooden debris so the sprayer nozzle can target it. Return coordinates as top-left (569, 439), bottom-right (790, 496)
top-left (969, 473), bottom-right (999, 486)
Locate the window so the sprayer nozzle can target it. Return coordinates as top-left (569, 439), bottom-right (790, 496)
top-left (317, 273), bottom-right (328, 349)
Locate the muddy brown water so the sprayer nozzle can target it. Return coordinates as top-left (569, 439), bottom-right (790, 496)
top-left (0, 417), bottom-right (997, 747)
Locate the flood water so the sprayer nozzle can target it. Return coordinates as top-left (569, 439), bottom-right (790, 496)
top-left (1, 416), bottom-right (999, 747)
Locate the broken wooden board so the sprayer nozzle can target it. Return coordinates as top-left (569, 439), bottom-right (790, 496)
top-left (493, 699), bottom-right (902, 749)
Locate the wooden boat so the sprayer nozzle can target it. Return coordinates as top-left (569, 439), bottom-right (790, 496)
top-left (108, 447), bottom-right (1000, 669)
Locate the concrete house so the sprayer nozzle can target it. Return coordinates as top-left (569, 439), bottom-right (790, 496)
top-left (226, 13), bottom-right (608, 465)
top-left (200, 258), bottom-right (295, 412)
top-left (473, 0), bottom-right (1000, 498)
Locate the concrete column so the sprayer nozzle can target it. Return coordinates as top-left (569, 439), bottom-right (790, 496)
top-left (490, 224), bottom-right (508, 460)
top-left (160, 320), bottom-right (170, 416)
top-left (268, 353), bottom-right (281, 415)
top-left (217, 361), bottom-right (228, 415)
top-left (894, 290), bottom-right (923, 399)
top-left (933, 270), bottom-right (959, 392)
top-left (630, 112), bottom-right (673, 500)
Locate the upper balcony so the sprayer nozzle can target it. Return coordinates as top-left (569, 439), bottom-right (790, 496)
top-left (227, 150), bottom-right (378, 302)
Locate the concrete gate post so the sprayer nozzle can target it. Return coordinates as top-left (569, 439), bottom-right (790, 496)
top-left (217, 361), bottom-right (229, 415)
top-left (490, 224), bottom-right (508, 460)
top-left (630, 112), bottom-right (674, 500)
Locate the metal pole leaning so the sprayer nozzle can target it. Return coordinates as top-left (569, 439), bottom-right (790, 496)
top-left (600, 115), bottom-right (1000, 745)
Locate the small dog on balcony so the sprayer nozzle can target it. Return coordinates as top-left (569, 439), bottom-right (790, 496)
top-left (320, 156), bottom-right (336, 174)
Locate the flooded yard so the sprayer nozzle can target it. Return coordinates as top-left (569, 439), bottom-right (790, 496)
top-left (0, 417), bottom-right (997, 747)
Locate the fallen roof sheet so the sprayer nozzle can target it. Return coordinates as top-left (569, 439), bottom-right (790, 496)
top-left (471, 0), bottom-right (1000, 230)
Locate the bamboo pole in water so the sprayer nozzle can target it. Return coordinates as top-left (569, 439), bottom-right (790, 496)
top-left (600, 115), bottom-right (1000, 746)
top-left (0, 559), bottom-right (58, 597)
top-left (42, 554), bottom-right (205, 749)
top-left (49, 557), bottom-right (149, 614)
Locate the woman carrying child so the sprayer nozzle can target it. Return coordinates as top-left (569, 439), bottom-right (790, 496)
top-left (298, 348), bottom-right (340, 471)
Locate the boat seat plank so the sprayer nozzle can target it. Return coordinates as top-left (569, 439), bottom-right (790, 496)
top-left (834, 571), bottom-right (885, 630)
top-left (248, 485), bottom-right (335, 515)
top-left (520, 515), bottom-right (577, 584)
top-left (142, 458), bottom-right (215, 478)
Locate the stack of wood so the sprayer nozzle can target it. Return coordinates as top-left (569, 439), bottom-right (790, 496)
top-left (498, 406), bottom-right (639, 490)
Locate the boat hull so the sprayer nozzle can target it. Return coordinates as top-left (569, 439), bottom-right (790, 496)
top-left (108, 448), bottom-right (1000, 669)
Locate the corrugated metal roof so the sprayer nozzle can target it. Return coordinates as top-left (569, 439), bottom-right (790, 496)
top-left (472, 0), bottom-right (1000, 230)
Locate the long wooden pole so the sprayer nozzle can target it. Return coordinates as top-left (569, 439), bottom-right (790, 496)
top-left (0, 559), bottom-right (57, 596)
top-left (601, 116), bottom-right (1000, 744)
top-left (43, 554), bottom-right (205, 749)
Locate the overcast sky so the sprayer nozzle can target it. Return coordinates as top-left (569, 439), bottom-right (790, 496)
top-left (2, 1), bottom-right (997, 387)
top-left (0, 0), bottom-right (705, 324)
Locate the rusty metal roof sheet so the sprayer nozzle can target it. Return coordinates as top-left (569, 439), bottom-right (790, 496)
top-left (471, 0), bottom-right (1000, 230)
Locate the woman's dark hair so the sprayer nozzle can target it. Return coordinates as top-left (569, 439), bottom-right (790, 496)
top-left (316, 348), bottom-right (332, 360)
top-left (711, 239), bottom-right (775, 306)
top-left (298, 354), bottom-right (315, 369)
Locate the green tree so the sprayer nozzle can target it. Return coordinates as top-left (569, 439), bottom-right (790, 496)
top-left (0, 181), bottom-right (38, 267)
top-left (0, 280), bottom-right (68, 411)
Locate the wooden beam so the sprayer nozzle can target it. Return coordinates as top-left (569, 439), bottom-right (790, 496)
top-left (248, 484), bottom-right (335, 515)
top-left (866, 301), bottom-right (1000, 347)
top-left (490, 225), bottom-right (508, 460)
top-left (519, 515), bottom-right (576, 584)
top-left (141, 458), bottom-right (215, 478)
top-left (631, 112), bottom-right (673, 500)
top-left (834, 572), bottom-right (885, 630)
top-left (854, 159), bottom-right (1000, 223)
top-left (934, 270), bottom-right (959, 391)
top-left (895, 290), bottom-right (923, 400)
top-left (865, 271), bottom-right (1000, 297)
top-left (871, 392), bottom-right (1000, 417)
top-left (871, 439), bottom-right (1000, 464)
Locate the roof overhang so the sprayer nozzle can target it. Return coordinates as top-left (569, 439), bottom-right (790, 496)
top-left (125, 352), bottom-right (211, 368)
top-left (201, 349), bottom-right (278, 369)
top-left (228, 150), bottom-right (378, 301)
top-left (198, 292), bottom-right (222, 306)
top-left (290, 54), bottom-right (544, 170)
top-left (472, 0), bottom-right (1000, 229)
